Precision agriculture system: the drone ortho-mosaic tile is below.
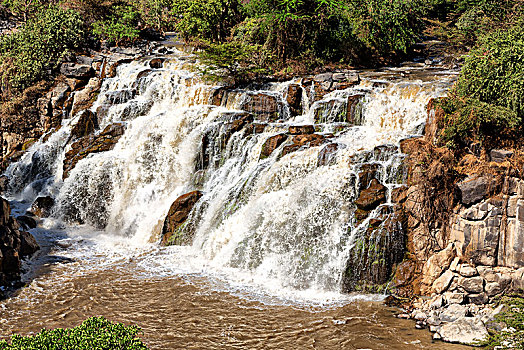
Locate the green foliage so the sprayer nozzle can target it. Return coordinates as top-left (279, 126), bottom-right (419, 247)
top-left (2, 0), bottom-right (42, 21)
top-left (0, 4), bottom-right (84, 91)
top-left (0, 316), bottom-right (148, 349)
top-left (455, 23), bottom-right (524, 118)
top-left (482, 297), bottom-right (524, 349)
top-left (437, 21), bottom-right (524, 149)
top-left (347, 0), bottom-right (427, 54)
top-left (137, 0), bottom-right (173, 31)
top-left (437, 97), bottom-right (519, 148)
top-left (196, 41), bottom-right (267, 85)
top-left (92, 4), bottom-right (140, 45)
top-left (170, 0), bottom-right (243, 41)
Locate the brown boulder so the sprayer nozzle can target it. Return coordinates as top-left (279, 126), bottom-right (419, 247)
top-left (30, 196), bottom-right (55, 218)
top-left (355, 179), bottom-right (387, 211)
top-left (260, 134), bottom-right (288, 159)
top-left (289, 125), bottom-right (315, 135)
top-left (286, 84), bottom-right (302, 117)
top-left (317, 143), bottom-right (339, 166)
top-left (281, 134), bottom-right (326, 158)
top-left (161, 191), bottom-right (203, 246)
top-left (149, 58), bottom-right (164, 69)
top-left (346, 94), bottom-right (365, 124)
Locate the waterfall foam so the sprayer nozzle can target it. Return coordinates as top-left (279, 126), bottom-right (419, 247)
top-left (3, 50), bottom-right (456, 301)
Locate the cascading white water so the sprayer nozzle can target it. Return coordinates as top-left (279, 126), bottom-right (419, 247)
top-left (3, 49), bottom-right (456, 300)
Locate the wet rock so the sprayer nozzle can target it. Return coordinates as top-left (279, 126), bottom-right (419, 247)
top-left (358, 163), bottom-right (381, 191)
top-left (355, 179), bottom-right (387, 211)
top-left (281, 134), bottom-right (326, 158)
top-left (30, 196), bottom-right (55, 218)
top-left (437, 317), bottom-right (488, 345)
top-left (0, 176), bottom-right (8, 194)
top-left (260, 134), bottom-right (288, 159)
top-left (313, 100), bottom-right (348, 124)
top-left (149, 58), bottom-right (164, 69)
top-left (161, 191), bottom-right (203, 246)
top-left (70, 78), bottom-right (102, 116)
top-left (490, 149), bottom-right (513, 163)
top-left (286, 84), bottom-right (302, 117)
top-left (0, 197), bottom-right (39, 287)
top-left (317, 143), bottom-right (339, 166)
top-left (289, 125), bottom-right (315, 135)
top-left (244, 122), bottom-right (266, 135)
top-left (63, 123), bottom-right (125, 178)
top-left (346, 95), bottom-right (365, 125)
top-left (456, 175), bottom-right (497, 206)
top-left (240, 93), bottom-right (280, 121)
top-left (19, 230), bottom-right (39, 257)
top-left (60, 63), bottom-right (95, 79)
top-left (16, 215), bottom-right (37, 230)
top-left (70, 110), bottom-right (98, 139)
top-left (342, 213), bottom-right (405, 292)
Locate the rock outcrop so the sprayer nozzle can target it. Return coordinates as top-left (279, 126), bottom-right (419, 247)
top-left (0, 197), bottom-right (39, 292)
top-left (63, 123), bottom-right (125, 179)
top-left (161, 191), bottom-right (203, 246)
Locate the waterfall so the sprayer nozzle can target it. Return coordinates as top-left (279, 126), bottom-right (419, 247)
top-left (3, 50), bottom-right (455, 298)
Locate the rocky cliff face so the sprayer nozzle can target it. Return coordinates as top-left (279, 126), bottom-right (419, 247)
top-left (388, 101), bottom-right (524, 344)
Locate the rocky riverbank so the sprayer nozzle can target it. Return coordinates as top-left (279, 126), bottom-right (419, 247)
top-left (384, 101), bottom-right (524, 345)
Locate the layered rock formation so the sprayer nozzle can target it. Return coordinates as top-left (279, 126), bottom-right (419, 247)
top-left (387, 101), bottom-right (524, 344)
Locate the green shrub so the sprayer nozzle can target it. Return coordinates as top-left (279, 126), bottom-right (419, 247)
top-left (455, 23), bottom-right (524, 118)
top-left (347, 0), bottom-right (427, 55)
top-left (436, 22), bottom-right (524, 148)
top-left (0, 316), bottom-right (148, 349)
top-left (196, 41), bottom-right (267, 85)
top-left (2, 0), bottom-right (42, 21)
top-left (92, 4), bottom-right (140, 45)
top-left (0, 5), bottom-right (84, 91)
top-left (437, 97), bottom-right (519, 148)
top-left (170, 0), bottom-right (243, 42)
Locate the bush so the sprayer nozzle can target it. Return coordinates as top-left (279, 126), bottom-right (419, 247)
top-left (455, 23), bottom-right (524, 118)
top-left (2, 0), bottom-right (42, 21)
top-left (170, 0), bottom-right (243, 42)
top-left (347, 0), bottom-right (427, 55)
top-left (196, 41), bottom-right (267, 85)
top-left (0, 317), bottom-right (148, 349)
top-left (436, 22), bottom-right (524, 148)
top-left (437, 97), bottom-right (520, 148)
top-left (0, 4), bottom-right (84, 91)
top-left (92, 4), bottom-right (140, 45)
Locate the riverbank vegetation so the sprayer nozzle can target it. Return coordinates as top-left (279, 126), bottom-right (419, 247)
top-left (0, 317), bottom-right (148, 349)
top-left (1, 0), bottom-right (523, 93)
top-left (435, 3), bottom-right (524, 150)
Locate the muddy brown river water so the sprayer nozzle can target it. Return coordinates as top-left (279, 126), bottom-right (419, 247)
top-left (0, 230), bottom-right (470, 350)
